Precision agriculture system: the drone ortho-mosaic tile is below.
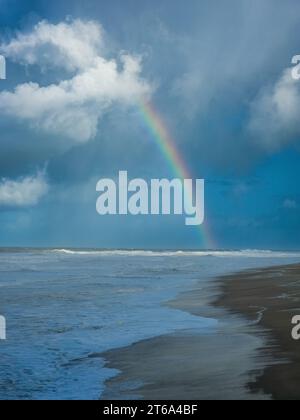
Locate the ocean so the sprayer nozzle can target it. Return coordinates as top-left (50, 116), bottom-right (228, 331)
top-left (0, 248), bottom-right (299, 400)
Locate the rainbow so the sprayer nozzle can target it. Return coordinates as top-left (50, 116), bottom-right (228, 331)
top-left (139, 100), bottom-right (215, 249)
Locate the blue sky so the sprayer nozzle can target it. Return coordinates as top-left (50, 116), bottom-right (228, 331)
top-left (0, 0), bottom-right (300, 249)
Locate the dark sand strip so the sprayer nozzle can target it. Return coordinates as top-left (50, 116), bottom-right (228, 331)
top-left (215, 264), bottom-right (300, 400)
top-left (100, 265), bottom-right (300, 400)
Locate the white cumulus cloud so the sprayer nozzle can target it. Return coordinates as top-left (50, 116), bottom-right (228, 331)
top-left (0, 19), bottom-right (152, 143)
top-left (248, 67), bottom-right (300, 151)
top-left (1, 19), bottom-right (103, 72)
top-left (0, 172), bottom-right (48, 208)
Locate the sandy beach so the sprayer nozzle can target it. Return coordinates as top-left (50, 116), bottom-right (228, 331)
top-left (101, 263), bottom-right (300, 400)
top-left (216, 264), bottom-right (300, 400)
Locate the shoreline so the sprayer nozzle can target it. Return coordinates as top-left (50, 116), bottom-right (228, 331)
top-left (100, 263), bottom-right (300, 400)
top-left (215, 263), bottom-right (300, 400)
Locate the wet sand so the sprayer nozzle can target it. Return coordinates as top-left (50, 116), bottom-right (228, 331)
top-left (216, 264), bottom-right (300, 400)
top-left (101, 264), bottom-right (300, 400)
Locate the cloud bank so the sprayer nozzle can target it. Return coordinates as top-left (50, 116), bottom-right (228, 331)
top-left (0, 172), bottom-right (48, 208)
top-left (0, 19), bottom-right (152, 143)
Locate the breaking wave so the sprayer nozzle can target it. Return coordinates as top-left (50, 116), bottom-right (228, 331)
top-left (50, 248), bottom-right (300, 258)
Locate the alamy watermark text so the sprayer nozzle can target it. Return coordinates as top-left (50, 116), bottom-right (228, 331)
top-left (0, 55), bottom-right (6, 80)
top-left (0, 316), bottom-right (6, 340)
top-left (292, 316), bottom-right (300, 341)
top-left (96, 171), bottom-right (205, 226)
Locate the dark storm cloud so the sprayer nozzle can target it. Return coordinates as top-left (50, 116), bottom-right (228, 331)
top-left (1, 0), bottom-right (300, 248)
